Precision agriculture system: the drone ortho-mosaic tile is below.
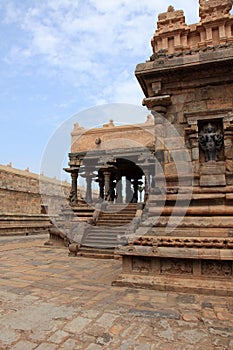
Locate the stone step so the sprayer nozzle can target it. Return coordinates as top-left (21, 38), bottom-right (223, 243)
top-left (80, 202), bottom-right (137, 249)
top-left (77, 246), bottom-right (115, 258)
top-left (96, 223), bottom-right (132, 228)
top-left (74, 214), bottom-right (93, 218)
top-left (84, 230), bottom-right (122, 238)
top-left (98, 215), bottom-right (135, 221)
top-left (81, 227), bottom-right (128, 248)
top-left (103, 209), bottom-right (137, 214)
top-left (98, 217), bottom-right (133, 222)
top-left (105, 204), bottom-right (137, 212)
top-left (100, 210), bottom-right (136, 214)
top-left (84, 233), bottom-right (124, 240)
top-left (84, 238), bottom-right (119, 243)
top-left (89, 229), bottom-right (127, 234)
top-left (81, 241), bottom-right (126, 249)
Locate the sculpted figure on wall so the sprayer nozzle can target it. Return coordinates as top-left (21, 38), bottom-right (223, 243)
top-left (199, 122), bottom-right (223, 162)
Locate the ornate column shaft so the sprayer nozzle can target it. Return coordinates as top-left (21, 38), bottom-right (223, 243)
top-left (70, 171), bottom-right (78, 205)
top-left (144, 168), bottom-right (150, 202)
top-left (224, 130), bottom-right (233, 160)
top-left (103, 171), bottom-right (111, 201)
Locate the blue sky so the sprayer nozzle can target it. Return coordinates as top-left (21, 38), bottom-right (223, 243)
top-left (0, 0), bottom-right (199, 175)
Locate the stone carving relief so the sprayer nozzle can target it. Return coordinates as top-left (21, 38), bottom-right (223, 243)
top-left (130, 236), bottom-right (233, 249)
top-left (69, 190), bottom-right (78, 204)
top-left (201, 261), bottom-right (232, 277)
top-left (161, 258), bottom-right (193, 275)
top-left (132, 257), bottom-right (152, 274)
top-left (198, 122), bottom-right (223, 162)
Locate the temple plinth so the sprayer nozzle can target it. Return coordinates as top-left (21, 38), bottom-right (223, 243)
top-left (113, 0), bottom-right (233, 295)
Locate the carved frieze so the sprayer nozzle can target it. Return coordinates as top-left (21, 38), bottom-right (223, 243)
top-left (129, 236), bottom-right (233, 249)
top-left (161, 258), bottom-right (193, 275)
top-left (201, 260), bottom-right (232, 277)
top-left (132, 257), bottom-right (152, 274)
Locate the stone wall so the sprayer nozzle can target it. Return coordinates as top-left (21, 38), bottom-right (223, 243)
top-left (0, 164), bottom-right (70, 216)
top-left (0, 164), bottom-right (71, 236)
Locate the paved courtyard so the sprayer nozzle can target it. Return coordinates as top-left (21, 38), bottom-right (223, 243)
top-left (0, 235), bottom-right (233, 350)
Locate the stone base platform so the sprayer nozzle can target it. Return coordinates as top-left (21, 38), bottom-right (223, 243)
top-left (113, 236), bottom-right (233, 296)
top-left (112, 273), bottom-right (233, 296)
top-left (0, 214), bottom-right (52, 236)
top-left (67, 244), bottom-right (120, 259)
top-left (78, 247), bottom-right (116, 259)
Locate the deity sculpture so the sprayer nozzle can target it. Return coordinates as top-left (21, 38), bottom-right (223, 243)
top-left (198, 122), bottom-right (223, 162)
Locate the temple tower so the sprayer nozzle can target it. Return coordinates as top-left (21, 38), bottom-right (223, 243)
top-left (114, 0), bottom-right (233, 295)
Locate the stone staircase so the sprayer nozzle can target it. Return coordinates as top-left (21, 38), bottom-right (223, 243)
top-left (62, 204), bottom-right (95, 222)
top-left (80, 203), bottom-right (138, 251)
top-left (49, 203), bottom-right (95, 245)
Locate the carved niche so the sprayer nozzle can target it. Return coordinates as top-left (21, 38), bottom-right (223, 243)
top-left (198, 120), bottom-right (224, 162)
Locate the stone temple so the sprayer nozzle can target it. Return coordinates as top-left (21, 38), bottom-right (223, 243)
top-left (53, 0), bottom-right (233, 295)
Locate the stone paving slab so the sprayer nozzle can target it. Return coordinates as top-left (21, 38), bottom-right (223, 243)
top-left (0, 236), bottom-right (233, 349)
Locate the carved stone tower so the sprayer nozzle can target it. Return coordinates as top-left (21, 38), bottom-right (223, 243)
top-left (113, 0), bottom-right (233, 295)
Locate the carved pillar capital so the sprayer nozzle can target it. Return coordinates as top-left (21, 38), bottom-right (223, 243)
top-left (143, 95), bottom-right (171, 116)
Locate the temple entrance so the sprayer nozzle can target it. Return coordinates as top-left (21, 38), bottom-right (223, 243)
top-left (97, 158), bottom-right (145, 204)
top-left (65, 148), bottom-right (155, 207)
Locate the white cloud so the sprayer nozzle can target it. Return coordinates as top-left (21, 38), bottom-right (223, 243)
top-left (1, 0), bottom-right (198, 106)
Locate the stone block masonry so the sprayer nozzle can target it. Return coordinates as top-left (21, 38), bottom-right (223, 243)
top-left (114, 0), bottom-right (233, 295)
top-left (0, 164), bottom-right (71, 236)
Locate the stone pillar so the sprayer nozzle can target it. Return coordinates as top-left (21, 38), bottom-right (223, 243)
top-left (132, 178), bottom-right (139, 203)
top-left (85, 174), bottom-right (93, 203)
top-left (126, 176), bottom-right (132, 203)
top-left (162, 37), bottom-right (168, 51)
top-left (205, 26), bottom-right (213, 45)
top-left (98, 174), bottom-right (104, 201)
top-left (182, 33), bottom-right (188, 49)
top-left (153, 111), bottom-right (166, 191)
top-left (199, 29), bottom-right (206, 47)
top-left (70, 171), bottom-right (78, 205)
top-left (144, 168), bottom-right (150, 202)
top-left (174, 33), bottom-right (181, 50)
top-left (225, 23), bottom-right (232, 40)
top-left (116, 172), bottom-right (123, 203)
top-left (142, 97), bottom-right (170, 192)
top-left (224, 130), bottom-right (233, 160)
top-left (219, 24), bottom-right (226, 42)
top-left (224, 120), bottom-right (233, 181)
top-left (103, 171), bottom-right (111, 201)
top-left (186, 123), bottom-right (199, 159)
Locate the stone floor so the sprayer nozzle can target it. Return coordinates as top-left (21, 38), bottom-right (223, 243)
top-left (1, 235), bottom-right (233, 350)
